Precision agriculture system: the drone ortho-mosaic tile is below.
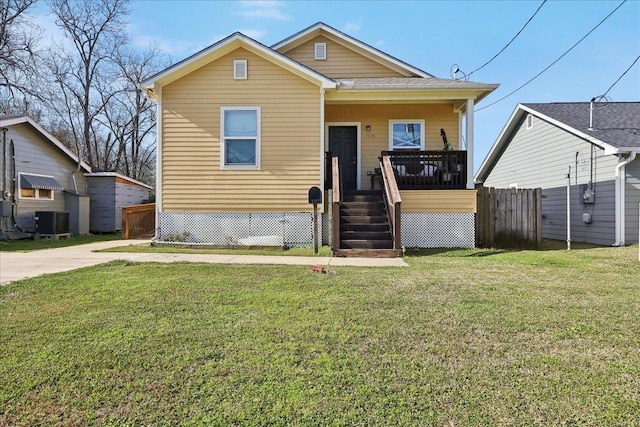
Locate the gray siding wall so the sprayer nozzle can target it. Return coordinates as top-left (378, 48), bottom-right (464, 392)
top-left (625, 158), bottom-right (639, 244)
top-left (483, 114), bottom-right (620, 245)
top-left (1, 124), bottom-right (88, 235)
top-left (541, 181), bottom-right (616, 246)
top-left (87, 176), bottom-right (149, 232)
top-left (87, 177), bottom-right (116, 232)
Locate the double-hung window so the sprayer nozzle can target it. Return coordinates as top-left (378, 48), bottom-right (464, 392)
top-left (221, 107), bottom-right (261, 169)
top-left (389, 120), bottom-right (425, 150)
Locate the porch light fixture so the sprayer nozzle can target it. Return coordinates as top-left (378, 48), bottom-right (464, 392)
top-left (366, 125), bottom-right (371, 132)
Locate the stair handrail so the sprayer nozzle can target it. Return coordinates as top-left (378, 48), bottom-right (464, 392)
top-left (380, 155), bottom-right (402, 250)
top-left (332, 155), bottom-right (341, 250)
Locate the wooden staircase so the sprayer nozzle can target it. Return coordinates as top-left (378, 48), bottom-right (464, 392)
top-left (334, 190), bottom-right (402, 258)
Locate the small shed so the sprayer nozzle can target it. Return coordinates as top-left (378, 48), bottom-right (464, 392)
top-left (85, 172), bottom-right (152, 233)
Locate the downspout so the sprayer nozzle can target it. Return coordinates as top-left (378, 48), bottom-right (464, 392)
top-left (614, 151), bottom-right (637, 246)
top-left (10, 140), bottom-right (31, 233)
top-left (71, 152), bottom-right (84, 194)
top-left (566, 166), bottom-right (571, 250)
top-left (1, 126), bottom-right (7, 200)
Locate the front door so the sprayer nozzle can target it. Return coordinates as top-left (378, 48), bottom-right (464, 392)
top-left (329, 126), bottom-right (358, 190)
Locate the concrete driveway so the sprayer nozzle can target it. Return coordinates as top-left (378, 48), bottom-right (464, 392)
top-left (0, 240), bottom-right (407, 285)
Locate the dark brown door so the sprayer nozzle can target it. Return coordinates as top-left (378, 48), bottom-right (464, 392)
top-left (329, 126), bottom-right (358, 190)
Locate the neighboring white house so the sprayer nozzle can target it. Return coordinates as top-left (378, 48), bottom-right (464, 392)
top-left (475, 102), bottom-right (640, 246)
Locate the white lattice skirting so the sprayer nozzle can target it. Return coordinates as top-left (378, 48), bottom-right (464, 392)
top-left (158, 212), bottom-right (323, 247)
top-left (401, 213), bottom-right (476, 248)
top-left (158, 211), bottom-right (474, 248)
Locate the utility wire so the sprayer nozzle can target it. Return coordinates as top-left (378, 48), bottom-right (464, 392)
top-left (476, 0), bottom-right (628, 112)
top-left (600, 54), bottom-right (640, 98)
top-left (467, 0), bottom-right (547, 78)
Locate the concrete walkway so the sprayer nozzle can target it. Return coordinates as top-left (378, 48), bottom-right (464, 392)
top-left (0, 240), bottom-right (408, 285)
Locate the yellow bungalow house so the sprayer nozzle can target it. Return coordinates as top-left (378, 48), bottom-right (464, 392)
top-left (140, 22), bottom-right (498, 256)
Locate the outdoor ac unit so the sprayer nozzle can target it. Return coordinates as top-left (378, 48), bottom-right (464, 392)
top-left (35, 211), bottom-right (70, 234)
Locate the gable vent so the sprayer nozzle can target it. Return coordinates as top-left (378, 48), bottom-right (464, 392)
top-left (234, 60), bottom-right (247, 79)
top-left (314, 43), bottom-right (326, 60)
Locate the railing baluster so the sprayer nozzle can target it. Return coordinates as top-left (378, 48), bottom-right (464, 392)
top-left (381, 150), bottom-right (467, 190)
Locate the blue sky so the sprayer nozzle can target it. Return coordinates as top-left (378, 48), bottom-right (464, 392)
top-left (125, 0), bottom-right (639, 169)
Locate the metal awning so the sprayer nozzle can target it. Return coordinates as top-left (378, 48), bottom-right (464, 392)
top-left (20, 174), bottom-right (64, 191)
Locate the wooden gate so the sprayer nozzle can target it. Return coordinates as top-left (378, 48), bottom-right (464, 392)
top-left (122, 203), bottom-right (155, 239)
top-left (476, 187), bottom-right (542, 248)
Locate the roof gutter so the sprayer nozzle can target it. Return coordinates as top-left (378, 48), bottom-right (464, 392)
top-left (614, 150), bottom-right (637, 246)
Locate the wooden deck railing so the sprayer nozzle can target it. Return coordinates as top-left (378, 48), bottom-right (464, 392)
top-left (122, 203), bottom-right (155, 239)
top-left (380, 155), bottom-right (402, 250)
top-left (381, 150), bottom-right (467, 190)
top-left (331, 155), bottom-right (341, 250)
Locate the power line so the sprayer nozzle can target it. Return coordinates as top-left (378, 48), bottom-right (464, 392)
top-left (600, 54), bottom-right (640, 98)
top-left (466, 0), bottom-right (547, 78)
top-left (476, 0), bottom-right (628, 112)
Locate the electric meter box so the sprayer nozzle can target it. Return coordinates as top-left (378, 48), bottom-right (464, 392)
top-left (580, 184), bottom-right (595, 204)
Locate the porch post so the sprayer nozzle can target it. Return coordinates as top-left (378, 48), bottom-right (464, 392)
top-left (465, 98), bottom-right (475, 189)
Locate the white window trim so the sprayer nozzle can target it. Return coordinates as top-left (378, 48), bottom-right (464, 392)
top-left (18, 172), bottom-right (56, 200)
top-left (233, 60), bottom-right (247, 79)
top-left (388, 119), bottom-right (426, 150)
top-left (314, 42), bottom-right (327, 60)
top-left (220, 106), bottom-right (261, 170)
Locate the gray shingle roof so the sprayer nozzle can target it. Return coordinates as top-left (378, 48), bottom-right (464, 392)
top-left (523, 102), bottom-right (640, 149)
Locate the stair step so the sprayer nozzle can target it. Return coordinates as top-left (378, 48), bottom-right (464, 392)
top-left (343, 195), bottom-right (384, 203)
top-left (333, 248), bottom-right (403, 258)
top-left (340, 231), bottom-right (392, 241)
top-left (341, 223), bottom-right (390, 232)
top-left (340, 209), bottom-right (386, 217)
top-left (340, 239), bottom-right (393, 249)
top-left (342, 191), bottom-right (384, 203)
top-left (341, 201), bottom-right (385, 209)
top-left (335, 190), bottom-right (398, 257)
top-left (340, 215), bottom-right (388, 224)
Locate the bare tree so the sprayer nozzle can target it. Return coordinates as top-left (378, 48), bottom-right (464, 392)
top-left (46, 0), bottom-right (129, 169)
top-left (0, 0), bottom-right (42, 109)
top-left (99, 46), bottom-right (161, 184)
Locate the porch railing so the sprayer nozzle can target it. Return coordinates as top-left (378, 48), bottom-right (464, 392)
top-left (380, 155), bottom-right (402, 250)
top-left (331, 155), bottom-right (341, 250)
top-left (381, 150), bottom-right (467, 190)
top-left (122, 203), bottom-right (155, 239)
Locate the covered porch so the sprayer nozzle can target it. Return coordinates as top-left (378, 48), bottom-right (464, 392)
top-left (323, 96), bottom-right (482, 257)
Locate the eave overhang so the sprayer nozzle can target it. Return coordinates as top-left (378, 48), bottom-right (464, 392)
top-left (272, 22), bottom-right (433, 78)
top-left (0, 116), bottom-right (92, 173)
top-left (140, 32), bottom-right (336, 95)
top-left (325, 79), bottom-right (498, 107)
top-left (475, 103), bottom-right (625, 184)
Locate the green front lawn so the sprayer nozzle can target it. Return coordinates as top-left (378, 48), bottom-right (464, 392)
top-left (0, 233), bottom-right (121, 252)
top-left (1, 246), bottom-right (639, 425)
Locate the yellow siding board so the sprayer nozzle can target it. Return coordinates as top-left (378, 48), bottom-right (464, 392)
top-left (285, 36), bottom-right (405, 78)
top-left (400, 190), bottom-right (477, 213)
top-left (162, 47), bottom-right (321, 212)
top-left (325, 104), bottom-right (459, 189)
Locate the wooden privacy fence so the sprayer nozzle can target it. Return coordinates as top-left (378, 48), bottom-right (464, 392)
top-left (476, 187), bottom-right (542, 248)
top-left (122, 203), bottom-right (155, 239)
